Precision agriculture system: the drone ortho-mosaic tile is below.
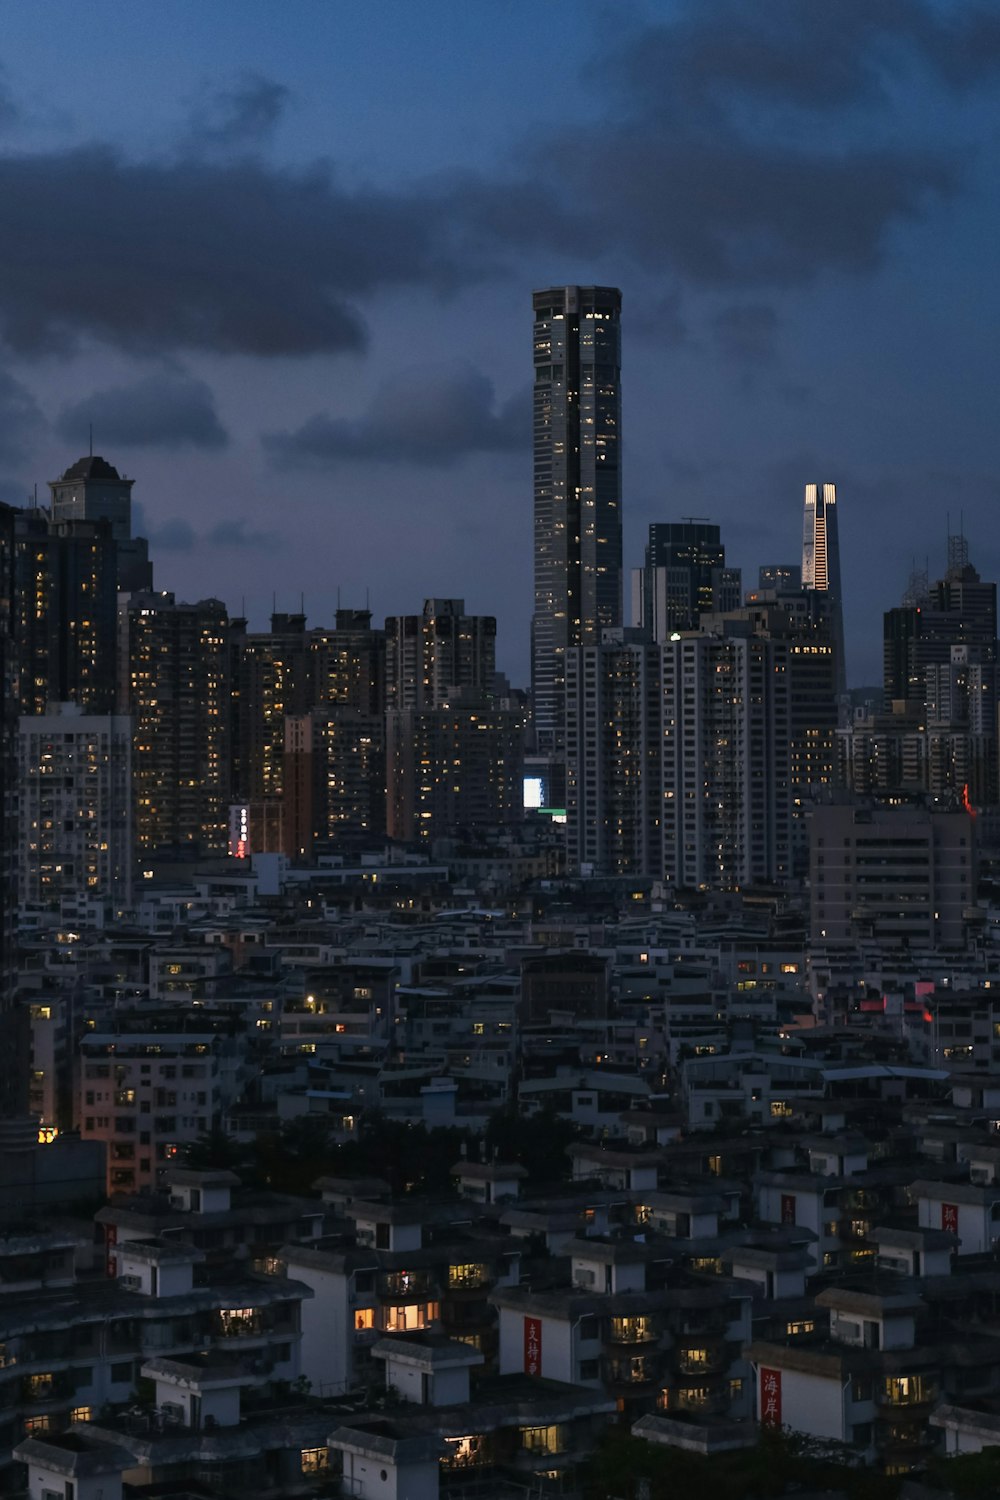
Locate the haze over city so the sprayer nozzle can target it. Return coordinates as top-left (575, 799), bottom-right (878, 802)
top-left (1, 0), bottom-right (1000, 682)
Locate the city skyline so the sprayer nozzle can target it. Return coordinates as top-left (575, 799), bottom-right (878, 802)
top-left (0, 3), bottom-right (997, 685)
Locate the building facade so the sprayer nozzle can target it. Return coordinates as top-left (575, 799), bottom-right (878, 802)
top-left (531, 286), bottom-right (622, 756)
top-left (125, 592), bottom-right (230, 856)
top-left (801, 482), bottom-right (846, 696)
top-left (18, 703), bottom-right (132, 914)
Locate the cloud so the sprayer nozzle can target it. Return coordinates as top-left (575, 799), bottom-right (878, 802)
top-left (0, 3), bottom-right (993, 368)
top-left (132, 510), bottom-right (278, 553)
top-left (455, 0), bottom-right (1000, 290)
top-left (142, 516), bottom-right (196, 552)
top-left (0, 146), bottom-right (458, 357)
top-left (207, 519), bottom-right (278, 549)
top-left (183, 72), bottom-right (291, 152)
top-left (265, 363), bottom-right (527, 470)
top-left (602, 1), bottom-right (1000, 118)
top-left (0, 368), bottom-right (45, 465)
top-left (712, 304), bottom-right (780, 365)
top-left (56, 371), bottom-right (228, 450)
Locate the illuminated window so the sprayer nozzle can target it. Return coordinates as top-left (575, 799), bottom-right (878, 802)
top-left (448, 1263), bottom-right (488, 1289)
top-left (301, 1447), bottom-right (329, 1473)
top-left (609, 1316), bottom-right (654, 1344)
top-left (445, 1434), bottom-right (487, 1469)
top-left (520, 1425), bottom-right (566, 1456)
top-left (770, 1101), bottom-right (793, 1118)
top-left (354, 1307), bottom-right (374, 1331)
top-left (383, 1302), bottom-right (439, 1332)
top-left (216, 1308), bottom-right (261, 1336)
top-left (71, 1405), bottom-right (93, 1423)
top-left (786, 1320), bottom-right (815, 1336)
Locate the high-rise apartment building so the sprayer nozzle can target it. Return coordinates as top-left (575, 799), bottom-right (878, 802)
top-left (48, 453), bottom-right (152, 593)
top-left (661, 625), bottom-right (792, 890)
top-left (386, 699), bottom-right (524, 842)
top-left (632, 521), bottom-right (740, 641)
top-left (284, 707), bottom-right (386, 859)
top-left (231, 607), bottom-right (387, 810)
top-left (802, 482), bottom-right (846, 695)
top-left (0, 502), bottom-right (26, 1119)
top-left (125, 592), bottom-right (230, 856)
top-left (385, 599), bottom-right (495, 709)
top-left (14, 510), bottom-right (119, 715)
top-left (810, 802), bottom-right (974, 950)
top-left (532, 286), bottom-right (623, 754)
top-left (18, 703), bottom-right (132, 914)
top-left (565, 632), bottom-right (662, 875)
top-left (884, 544), bottom-right (997, 705)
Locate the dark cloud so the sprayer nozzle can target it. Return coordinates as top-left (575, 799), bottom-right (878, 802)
top-left (0, 2), bottom-right (993, 370)
top-left (184, 72), bottom-right (291, 152)
top-left (0, 147), bottom-right (456, 357)
top-left (131, 510), bottom-right (278, 553)
top-left (458, 0), bottom-right (1000, 289)
top-left (0, 369), bottom-right (45, 465)
top-left (208, 519), bottom-right (278, 549)
top-left (630, 290), bottom-right (689, 348)
top-left (140, 515), bottom-right (196, 553)
top-left (603, 1), bottom-right (1000, 118)
top-left (265, 363), bottom-right (527, 470)
top-left (56, 371), bottom-right (228, 451)
top-left (712, 304), bottom-right (780, 365)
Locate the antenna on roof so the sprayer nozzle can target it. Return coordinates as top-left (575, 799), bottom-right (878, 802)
top-left (300, 592), bottom-right (304, 615)
top-left (89, 423), bottom-right (93, 458)
top-left (337, 585), bottom-right (341, 610)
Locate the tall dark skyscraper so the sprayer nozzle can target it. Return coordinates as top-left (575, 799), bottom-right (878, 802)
top-left (802, 482), bottom-right (846, 695)
top-left (633, 519), bottom-right (741, 640)
top-left (49, 454), bottom-right (152, 594)
top-left (0, 502), bottom-right (28, 1118)
top-left (531, 286), bottom-right (623, 755)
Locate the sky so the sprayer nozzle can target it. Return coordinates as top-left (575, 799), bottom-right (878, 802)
top-left (1, 0), bottom-right (1000, 686)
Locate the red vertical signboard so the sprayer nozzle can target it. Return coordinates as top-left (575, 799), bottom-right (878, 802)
top-left (760, 1367), bottom-right (782, 1427)
top-left (941, 1203), bottom-right (958, 1234)
top-left (524, 1315), bottom-right (542, 1376)
top-left (780, 1194), bottom-right (796, 1225)
top-left (105, 1222), bottom-right (118, 1278)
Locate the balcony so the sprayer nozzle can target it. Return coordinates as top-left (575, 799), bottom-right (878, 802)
top-left (605, 1317), bottom-right (658, 1348)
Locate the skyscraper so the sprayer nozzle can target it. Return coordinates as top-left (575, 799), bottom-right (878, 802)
top-left (125, 592), bottom-right (230, 855)
top-left (565, 631), bottom-right (662, 875)
top-left (48, 454), bottom-right (152, 594)
top-left (18, 703), bottom-right (133, 914)
top-left (532, 286), bottom-right (623, 755)
top-left (801, 482), bottom-right (846, 695)
top-left (385, 598), bottom-right (495, 709)
top-left (632, 520), bottom-right (741, 641)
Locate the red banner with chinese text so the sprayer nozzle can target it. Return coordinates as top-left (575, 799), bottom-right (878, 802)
top-left (760, 1367), bottom-right (782, 1426)
top-left (524, 1315), bottom-right (542, 1376)
top-left (942, 1203), bottom-right (958, 1234)
top-left (780, 1194), bottom-right (796, 1225)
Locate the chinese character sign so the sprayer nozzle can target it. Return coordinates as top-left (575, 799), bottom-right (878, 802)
top-left (760, 1366), bottom-right (782, 1427)
top-left (524, 1315), bottom-right (542, 1376)
top-left (780, 1194), bottom-right (796, 1225)
top-left (941, 1202), bottom-right (958, 1234)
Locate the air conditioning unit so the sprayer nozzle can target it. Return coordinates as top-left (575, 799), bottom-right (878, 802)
top-left (119, 1273), bottom-right (142, 1291)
